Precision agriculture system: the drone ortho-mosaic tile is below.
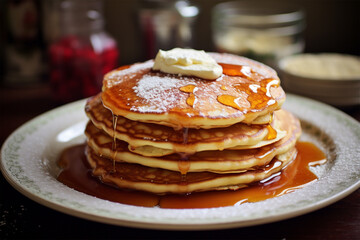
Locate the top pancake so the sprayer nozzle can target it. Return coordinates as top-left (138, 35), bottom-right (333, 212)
top-left (102, 53), bottom-right (286, 129)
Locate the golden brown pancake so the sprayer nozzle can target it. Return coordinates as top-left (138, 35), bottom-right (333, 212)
top-left (85, 109), bottom-right (300, 174)
top-left (82, 51), bottom-right (302, 195)
top-left (86, 146), bottom-right (297, 194)
top-left (101, 53), bottom-right (286, 129)
top-left (86, 94), bottom-right (284, 154)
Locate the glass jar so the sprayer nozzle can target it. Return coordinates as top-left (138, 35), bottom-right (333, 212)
top-left (138, 0), bottom-right (199, 59)
top-left (212, 1), bottom-right (305, 67)
top-left (48, 0), bottom-right (118, 103)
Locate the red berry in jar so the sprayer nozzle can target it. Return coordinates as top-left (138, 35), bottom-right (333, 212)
top-left (48, 1), bottom-right (118, 103)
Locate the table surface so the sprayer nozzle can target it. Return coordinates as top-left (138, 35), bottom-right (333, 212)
top-left (1, 84), bottom-right (359, 239)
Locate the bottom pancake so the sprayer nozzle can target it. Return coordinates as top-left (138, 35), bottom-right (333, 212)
top-left (86, 146), bottom-right (297, 194)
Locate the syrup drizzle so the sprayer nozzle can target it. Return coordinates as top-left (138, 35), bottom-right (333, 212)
top-left (179, 84), bottom-right (198, 107)
top-left (217, 78), bottom-right (279, 113)
top-left (112, 114), bottom-right (118, 172)
top-left (216, 62), bottom-right (279, 113)
top-left (266, 114), bottom-right (277, 140)
top-left (219, 63), bottom-right (254, 78)
top-left (266, 125), bottom-right (277, 140)
top-left (217, 95), bottom-right (243, 111)
top-left (216, 63), bottom-right (279, 140)
top-left (178, 128), bottom-right (190, 181)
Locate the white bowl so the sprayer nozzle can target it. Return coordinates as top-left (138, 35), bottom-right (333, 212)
top-left (278, 53), bottom-right (360, 106)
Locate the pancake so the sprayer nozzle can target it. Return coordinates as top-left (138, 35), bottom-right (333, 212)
top-left (129, 125), bottom-right (286, 157)
top-left (86, 146), bottom-right (297, 194)
top-left (86, 94), bottom-right (284, 154)
top-left (85, 109), bottom-right (300, 174)
top-left (81, 49), bottom-right (303, 196)
top-left (101, 53), bottom-right (286, 129)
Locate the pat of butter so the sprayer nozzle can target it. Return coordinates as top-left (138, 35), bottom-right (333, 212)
top-left (153, 48), bottom-right (223, 80)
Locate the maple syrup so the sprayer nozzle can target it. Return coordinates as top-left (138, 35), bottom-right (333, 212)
top-left (111, 114), bottom-right (118, 171)
top-left (217, 95), bottom-right (243, 111)
top-left (266, 125), bottom-right (277, 140)
top-left (217, 62), bottom-right (279, 140)
top-left (219, 63), bottom-right (253, 78)
top-left (178, 127), bottom-right (190, 177)
top-left (57, 141), bottom-right (326, 209)
top-left (180, 84), bottom-right (198, 107)
top-left (217, 63), bottom-right (279, 113)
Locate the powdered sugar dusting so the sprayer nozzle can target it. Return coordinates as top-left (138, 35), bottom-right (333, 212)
top-left (105, 60), bottom-right (153, 88)
top-left (131, 74), bottom-right (195, 113)
top-left (134, 75), bottom-right (180, 99)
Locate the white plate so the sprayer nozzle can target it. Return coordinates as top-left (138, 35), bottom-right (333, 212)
top-left (1, 94), bottom-right (360, 230)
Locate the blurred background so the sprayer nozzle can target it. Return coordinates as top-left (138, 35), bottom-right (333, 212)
top-left (1, 1), bottom-right (359, 237)
top-left (0, 0), bottom-right (359, 107)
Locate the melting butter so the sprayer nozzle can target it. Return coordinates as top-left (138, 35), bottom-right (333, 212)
top-left (153, 48), bottom-right (223, 80)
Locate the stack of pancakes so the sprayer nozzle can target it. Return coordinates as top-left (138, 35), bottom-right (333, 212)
top-left (84, 52), bottom-right (301, 194)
